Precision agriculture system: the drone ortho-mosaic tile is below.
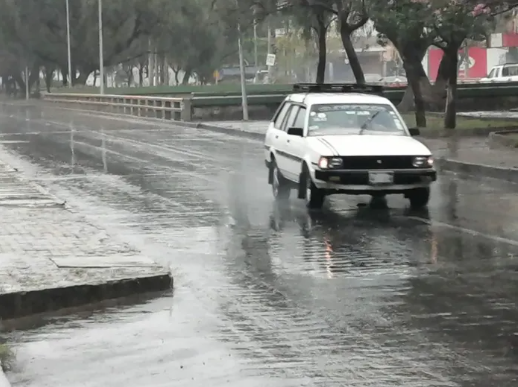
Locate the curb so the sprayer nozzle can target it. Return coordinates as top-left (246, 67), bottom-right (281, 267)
top-left (437, 158), bottom-right (518, 183)
top-left (195, 123), bottom-right (264, 140)
top-left (0, 273), bottom-right (172, 320)
top-left (417, 125), bottom-right (518, 138)
top-left (488, 129), bottom-right (518, 150)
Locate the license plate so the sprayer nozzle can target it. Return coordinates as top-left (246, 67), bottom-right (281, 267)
top-left (368, 172), bottom-right (393, 185)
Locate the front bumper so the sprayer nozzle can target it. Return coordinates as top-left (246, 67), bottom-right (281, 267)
top-left (313, 168), bottom-right (436, 192)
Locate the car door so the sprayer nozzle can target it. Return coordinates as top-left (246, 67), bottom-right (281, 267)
top-left (276, 105), bottom-right (300, 180)
top-left (284, 105), bottom-right (307, 180)
top-left (266, 101), bottom-right (291, 167)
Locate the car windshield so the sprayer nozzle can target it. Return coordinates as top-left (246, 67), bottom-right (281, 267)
top-left (308, 103), bottom-right (406, 136)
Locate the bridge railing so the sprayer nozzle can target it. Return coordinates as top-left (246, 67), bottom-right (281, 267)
top-left (42, 92), bottom-right (192, 121)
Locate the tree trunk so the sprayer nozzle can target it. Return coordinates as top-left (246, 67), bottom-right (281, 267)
top-left (182, 68), bottom-right (192, 85)
top-left (149, 49), bottom-right (155, 86)
top-left (401, 46), bottom-right (428, 127)
top-left (43, 68), bottom-right (53, 93)
top-left (430, 53), bottom-right (451, 109)
top-left (61, 69), bottom-right (67, 87)
top-left (315, 15), bottom-right (327, 84)
top-left (444, 48), bottom-right (459, 129)
top-left (76, 70), bottom-right (90, 85)
top-left (403, 57), bottom-right (426, 128)
top-left (138, 65), bottom-right (144, 86)
top-left (340, 27), bottom-right (365, 84)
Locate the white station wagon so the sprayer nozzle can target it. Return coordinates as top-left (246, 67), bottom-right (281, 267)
top-left (264, 83), bottom-right (436, 209)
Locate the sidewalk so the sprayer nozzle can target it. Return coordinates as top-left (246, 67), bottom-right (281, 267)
top-left (198, 120), bottom-right (518, 183)
top-left (0, 158), bottom-right (171, 320)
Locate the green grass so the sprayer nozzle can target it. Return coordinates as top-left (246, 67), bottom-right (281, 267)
top-left (401, 113), bottom-right (514, 130)
top-left (504, 133), bottom-right (518, 147)
top-left (0, 344), bottom-right (14, 372)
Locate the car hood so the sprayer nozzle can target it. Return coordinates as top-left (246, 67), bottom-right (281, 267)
top-left (307, 135), bottom-right (431, 156)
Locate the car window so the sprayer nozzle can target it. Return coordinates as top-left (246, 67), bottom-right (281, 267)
top-left (487, 68), bottom-right (496, 78)
top-left (307, 103), bottom-right (406, 136)
top-left (506, 65), bottom-right (518, 76)
top-left (282, 105), bottom-right (300, 131)
top-left (293, 107), bottom-right (306, 128)
top-left (273, 102), bottom-right (290, 129)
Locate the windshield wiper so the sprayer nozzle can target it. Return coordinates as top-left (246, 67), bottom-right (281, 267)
top-left (359, 111), bottom-right (382, 135)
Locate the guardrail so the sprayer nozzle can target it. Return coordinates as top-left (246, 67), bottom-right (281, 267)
top-left (41, 81), bottom-right (518, 121)
top-left (42, 92), bottom-right (192, 121)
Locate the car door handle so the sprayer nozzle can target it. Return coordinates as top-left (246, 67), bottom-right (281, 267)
top-left (287, 140), bottom-right (290, 143)
top-left (275, 135), bottom-right (279, 139)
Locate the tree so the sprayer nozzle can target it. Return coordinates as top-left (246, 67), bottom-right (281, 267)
top-left (372, 0), bottom-right (436, 127)
top-left (279, 1), bottom-right (335, 83)
top-left (430, 0), bottom-right (518, 128)
top-left (0, 0), bottom-right (153, 85)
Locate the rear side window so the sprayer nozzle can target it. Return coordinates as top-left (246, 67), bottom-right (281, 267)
top-left (504, 65), bottom-right (518, 76)
top-left (273, 102), bottom-right (291, 129)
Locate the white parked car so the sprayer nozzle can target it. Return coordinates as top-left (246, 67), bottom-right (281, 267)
top-left (480, 63), bottom-right (518, 83)
top-left (264, 83), bottom-right (436, 209)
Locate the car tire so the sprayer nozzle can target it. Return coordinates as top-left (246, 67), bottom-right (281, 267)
top-left (407, 187), bottom-right (430, 208)
top-left (304, 171), bottom-right (325, 209)
top-left (271, 161), bottom-right (290, 201)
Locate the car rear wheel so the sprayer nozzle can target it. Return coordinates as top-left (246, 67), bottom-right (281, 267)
top-left (305, 173), bottom-right (325, 209)
top-left (271, 162), bottom-right (290, 200)
top-left (407, 187), bottom-right (430, 208)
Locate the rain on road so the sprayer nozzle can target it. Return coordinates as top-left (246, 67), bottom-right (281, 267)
top-left (2, 104), bottom-right (518, 386)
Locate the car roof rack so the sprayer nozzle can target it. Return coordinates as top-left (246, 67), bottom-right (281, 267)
top-left (293, 83), bottom-right (384, 95)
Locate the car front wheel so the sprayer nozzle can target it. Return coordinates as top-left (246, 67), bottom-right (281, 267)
top-left (271, 161), bottom-right (291, 200)
top-left (305, 173), bottom-right (325, 209)
top-left (407, 187), bottom-right (430, 208)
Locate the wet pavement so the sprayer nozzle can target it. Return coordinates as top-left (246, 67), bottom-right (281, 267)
top-left (0, 149), bottom-right (167, 308)
top-left (1, 104), bottom-right (518, 386)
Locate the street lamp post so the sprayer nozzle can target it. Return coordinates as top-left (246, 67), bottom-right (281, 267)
top-left (235, 0), bottom-right (248, 120)
top-left (66, 0), bottom-right (72, 87)
top-left (237, 22), bottom-right (249, 121)
top-left (98, 0), bottom-right (104, 94)
top-left (253, 20), bottom-right (258, 68)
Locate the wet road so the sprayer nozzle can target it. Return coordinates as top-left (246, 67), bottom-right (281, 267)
top-left (2, 104), bottom-right (518, 386)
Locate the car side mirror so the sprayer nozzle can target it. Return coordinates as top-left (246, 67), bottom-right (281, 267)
top-left (408, 127), bottom-right (420, 136)
top-left (287, 127), bottom-right (304, 137)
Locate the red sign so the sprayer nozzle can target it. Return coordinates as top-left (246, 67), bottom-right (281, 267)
top-left (428, 47), bottom-right (487, 80)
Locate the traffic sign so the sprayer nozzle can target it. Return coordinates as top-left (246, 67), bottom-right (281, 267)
top-left (266, 54), bottom-right (276, 67)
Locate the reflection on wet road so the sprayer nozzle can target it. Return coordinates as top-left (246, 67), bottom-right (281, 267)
top-left (2, 105), bottom-right (518, 386)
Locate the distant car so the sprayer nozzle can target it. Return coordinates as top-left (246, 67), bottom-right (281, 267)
top-left (381, 75), bottom-right (407, 87)
top-left (264, 83), bottom-right (436, 209)
top-left (480, 63), bottom-right (518, 83)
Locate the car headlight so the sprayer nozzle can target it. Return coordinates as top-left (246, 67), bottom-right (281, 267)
top-left (318, 156), bottom-right (343, 169)
top-left (412, 156), bottom-right (433, 167)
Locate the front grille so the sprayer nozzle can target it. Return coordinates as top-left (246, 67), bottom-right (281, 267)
top-left (341, 156), bottom-right (414, 169)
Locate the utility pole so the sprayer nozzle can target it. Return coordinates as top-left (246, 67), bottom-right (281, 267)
top-left (98, 0), bottom-right (104, 94)
top-left (253, 20), bottom-right (258, 68)
top-left (66, 0), bottom-right (72, 87)
top-left (236, 1), bottom-right (248, 120)
top-left (25, 66), bottom-right (29, 100)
